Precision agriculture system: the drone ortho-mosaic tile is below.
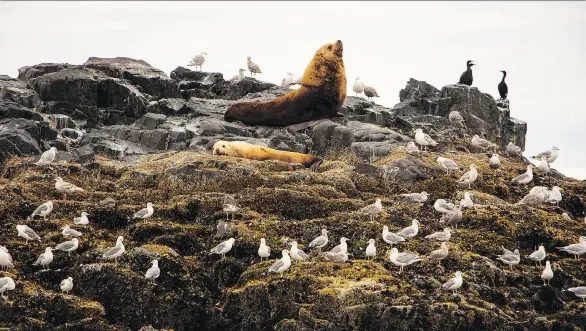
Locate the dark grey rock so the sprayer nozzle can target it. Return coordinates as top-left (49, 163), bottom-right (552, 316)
top-left (17, 63), bottom-right (76, 81)
top-left (47, 114), bottom-right (76, 130)
top-left (0, 100), bottom-right (43, 121)
top-left (0, 119), bottom-right (42, 164)
top-left (0, 76), bottom-right (41, 108)
top-left (134, 113), bottom-right (167, 130)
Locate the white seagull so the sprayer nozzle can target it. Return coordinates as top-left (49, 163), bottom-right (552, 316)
top-left (359, 199), bottom-right (383, 221)
top-left (103, 236), bottom-right (125, 263)
top-left (267, 250), bottom-right (291, 277)
top-left (74, 212), bottom-right (90, 225)
top-left (365, 239), bottom-right (376, 259)
top-left (60, 277), bottom-right (73, 295)
top-left (528, 245), bottom-right (546, 266)
top-left (533, 146), bottom-right (560, 163)
top-left (436, 157), bottom-right (460, 175)
top-left (0, 247), bottom-right (14, 271)
top-left (425, 228), bottom-right (452, 242)
top-left (62, 225), bottom-right (82, 237)
top-left (308, 229), bottom-right (329, 251)
top-left (459, 192), bottom-right (474, 208)
top-left (434, 199), bottom-right (455, 214)
top-left (556, 236), bottom-right (586, 259)
top-left (489, 154), bottom-right (501, 170)
top-left (33, 247), bottom-right (54, 270)
top-left (290, 241), bottom-right (309, 262)
top-left (382, 225), bottom-right (405, 247)
top-left (400, 192), bottom-right (429, 204)
top-left (188, 52), bottom-right (207, 71)
top-left (442, 271), bottom-right (464, 295)
top-left (35, 147), bottom-right (57, 166)
top-left (388, 248), bottom-right (422, 273)
top-left (258, 238), bottom-right (271, 261)
top-left (54, 238), bottom-right (79, 256)
top-left (209, 238), bottom-right (235, 259)
top-left (511, 165), bottom-right (534, 185)
top-left (31, 201), bottom-right (53, 220)
top-left (133, 203), bottom-right (154, 222)
top-left (16, 224), bottom-right (41, 243)
top-left (145, 259), bottom-right (161, 285)
top-left (414, 128), bottom-right (438, 151)
top-left (0, 277), bottom-right (16, 299)
top-left (457, 164), bottom-right (478, 189)
top-left (397, 219), bottom-right (420, 239)
top-left (537, 156), bottom-right (550, 176)
top-left (567, 287), bottom-right (586, 302)
top-left (497, 247), bottom-right (520, 270)
top-left (353, 77), bottom-right (365, 97)
top-left (542, 261), bottom-right (553, 286)
top-left (54, 177), bottom-right (84, 200)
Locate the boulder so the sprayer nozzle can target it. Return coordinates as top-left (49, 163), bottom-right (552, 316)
top-left (0, 75), bottom-right (41, 108)
top-left (17, 63), bottom-right (76, 80)
top-left (0, 100), bottom-right (43, 121)
top-left (0, 118), bottom-right (42, 163)
top-left (84, 57), bottom-right (180, 99)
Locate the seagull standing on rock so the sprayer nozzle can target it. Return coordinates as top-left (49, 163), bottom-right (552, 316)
top-left (537, 156), bottom-right (551, 177)
top-left (16, 224), bottom-right (41, 243)
top-left (267, 250), bottom-right (291, 277)
top-left (414, 128), bottom-right (437, 151)
top-left (54, 238), bottom-right (79, 256)
top-left (471, 135), bottom-right (497, 152)
top-left (397, 219), bottom-right (420, 239)
top-left (567, 287), bottom-right (586, 302)
top-left (428, 242), bottom-right (449, 268)
top-left (54, 177), bottom-right (84, 201)
top-left (209, 238), bottom-right (235, 259)
top-left (436, 157), bottom-right (460, 175)
top-left (223, 195), bottom-right (240, 221)
top-left (528, 245), bottom-right (546, 266)
top-left (441, 205), bottom-right (463, 228)
top-left (309, 229), bottom-right (329, 252)
top-left (542, 261), bottom-right (553, 286)
top-left (103, 236), bottom-right (125, 263)
top-left (188, 52), bottom-right (207, 71)
top-left (388, 248), bottom-right (422, 273)
top-left (258, 238), bottom-right (271, 261)
top-left (359, 199), bottom-right (383, 221)
top-left (448, 111), bottom-right (465, 128)
top-left (35, 147), bottom-right (57, 166)
top-left (556, 236), bottom-right (586, 259)
top-left (382, 225), bottom-right (405, 247)
top-left (365, 239), bottom-right (376, 259)
top-left (33, 247), bottom-right (54, 270)
top-left (145, 259), bottom-right (161, 285)
top-left (442, 271), bottom-right (464, 295)
top-left (31, 201), bottom-right (53, 220)
top-left (457, 164), bottom-right (478, 189)
top-left (327, 237), bottom-right (349, 255)
top-left (229, 68), bottom-right (247, 83)
top-left (511, 165), bottom-right (534, 185)
top-left (353, 77), bottom-right (364, 97)
top-left (290, 241), bottom-right (309, 262)
top-left (363, 86), bottom-right (379, 102)
top-left (506, 142), bottom-right (522, 157)
top-left (0, 247), bottom-right (14, 271)
top-left (497, 247), bottom-right (520, 270)
top-left (247, 57), bottom-right (262, 78)
top-left (133, 203), bottom-right (154, 223)
top-left (60, 277), bottom-right (73, 295)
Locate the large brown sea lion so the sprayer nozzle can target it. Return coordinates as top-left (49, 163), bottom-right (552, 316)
top-left (224, 40), bottom-right (347, 126)
top-left (212, 141), bottom-right (323, 171)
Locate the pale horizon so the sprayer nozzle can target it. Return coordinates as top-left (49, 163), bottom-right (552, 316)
top-left (1, 2), bottom-right (584, 179)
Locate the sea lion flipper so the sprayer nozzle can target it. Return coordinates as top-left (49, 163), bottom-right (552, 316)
top-left (309, 159), bottom-right (323, 172)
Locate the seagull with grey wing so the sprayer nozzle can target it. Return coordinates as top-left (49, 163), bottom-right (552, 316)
top-left (425, 228), bottom-right (452, 242)
top-left (223, 195), bottom-right (239, 221)
top-left (133, 203), bottom-right (154, 223)
top-left (290, 241), bottom-right (309, 262)
top-left (103, 236), bottom-right (125, 263)
top-left (434, 199), bottom-right (455, 214)
top-left (506, 142), bottom-right (522, 157)
top-left (323, 250), bottom-right (349, 263)
top-left (436, 157), bottom-right (460, 175)
top-left (54, 177), bottom-right (84, 201)
top-left (414, 128), bottom-right (437, 151)
top-left (527, 245), bottom-right (546, 266)
top-left (188, 52), bottom-right (207, 71)
top-left (497, 246), bottom-right (520, 270)
top-left (537, 156), bottom-right (550, 176)
top-left (16, 224), bottom-right (41, 243)
top-left (459, 192), bottom-right (474, 209)
top-left (359, 199), bottom-right (382, 221)
top-left (388, 248), bottom-right (422, 273)
top-left (54, 238), bottom-right (79, 256)
top-left (397, 219), bottom-right (420, 239)
top-left (457, 164), bottom-right (478, 189)
top-left (382, 225), bottom-right (405, 247)
top-left (400, 192), bottom-right (429, 204)
top-left (0, 246), bottom-right (14, 271)
top-left (35, 147), bottom-right (57, 166)
top-left (31, 201), bottom-right (53, 220)
top-left (532, 146), bottom-right (560, 163)
top-left (258, 238), bottom-right (271, 261)
top-left (567, 287), bottom-right (586, 302)
top-left (440, 205), bottom-right (463, 228)
top-left (267, 250), bottom-right (291, 277)
top-left (209, 238), bottom-right (235, 259)
top-left (428, 242), bottom-right (449, 268)
top-left (74, 212), bottom-right (90, 225)
top-left (556, 236), bottom-right (586, 259)
top-left (0, 277), bottom-right (16, 299)
top-left (441, 271), bottom-right (464, 295)
top-left (145, 259), bottom-right (161, 285)
top-left (471, 135), bottom-right (497, 152)
top-left (326, 237), bottom-right (349, 255)
top-left (517, 186), bottom-right (549, 206)
top-left (308, 229), bottom-right (328, 251)
top-left (62, 225), bottom-right (82, 238)
top-left (511, 165), bottom-right (534, 185)
top-left (33, 247), bottom-right (54, 270)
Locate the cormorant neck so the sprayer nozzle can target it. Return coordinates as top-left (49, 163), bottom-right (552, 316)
top-left (501, 72), bottom-right (506, 81)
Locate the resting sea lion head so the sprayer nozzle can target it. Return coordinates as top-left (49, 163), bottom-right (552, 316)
top-left (212, 140), bottom-right (232, 156)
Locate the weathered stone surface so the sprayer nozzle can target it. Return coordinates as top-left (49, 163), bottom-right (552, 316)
top-left (17, 63), bottom-right (76, 81)
top-left (84, 57), bottom-right (180, 100)
top-left (134, 112), bottom-right (167, 130)
top-left (0, 100), bottom-right (43, 121)
top-left (0, 118), bottom-right (42, 164)
top-left (47, 113), bottom-right (76, 130)
top-left (0, 75), bottom-right (41, 108)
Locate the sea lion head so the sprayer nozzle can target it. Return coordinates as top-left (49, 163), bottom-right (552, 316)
top-left (212, 140), bottom-right (231, 156)
top-left (301, 40), bottom-right (346, 92)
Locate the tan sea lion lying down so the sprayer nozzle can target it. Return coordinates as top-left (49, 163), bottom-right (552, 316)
top-left (212, 140), bottom-right (323, 171)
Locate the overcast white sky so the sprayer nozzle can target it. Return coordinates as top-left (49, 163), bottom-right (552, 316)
top-left (1, 2), bottom-right (584, 179)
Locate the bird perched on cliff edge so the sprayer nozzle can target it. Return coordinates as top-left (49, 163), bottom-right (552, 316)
top-left (229, 68), bottom-right (246, 83)
top-left (458, 60), bottom-right (475, 86)
top-left (363, 86), bottom-right (379, 102)
top-left (353, 77), bottom-right (365, 97)
top-left (188, 52), bottom-right (207, 71)
top-left (247, 57), bottom-right (262, 78)
top-left (414, 128), bottom-right (438, 151)
top-left (532, 146), bottom-right (560, 164)
top-left (498, 70), bottom-right (508, 100)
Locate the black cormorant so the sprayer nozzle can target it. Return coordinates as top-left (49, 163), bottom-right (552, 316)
top-left (498, 70), bottom-right (508, 100)
top-left (458, 60), bottom-right (475, 86)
